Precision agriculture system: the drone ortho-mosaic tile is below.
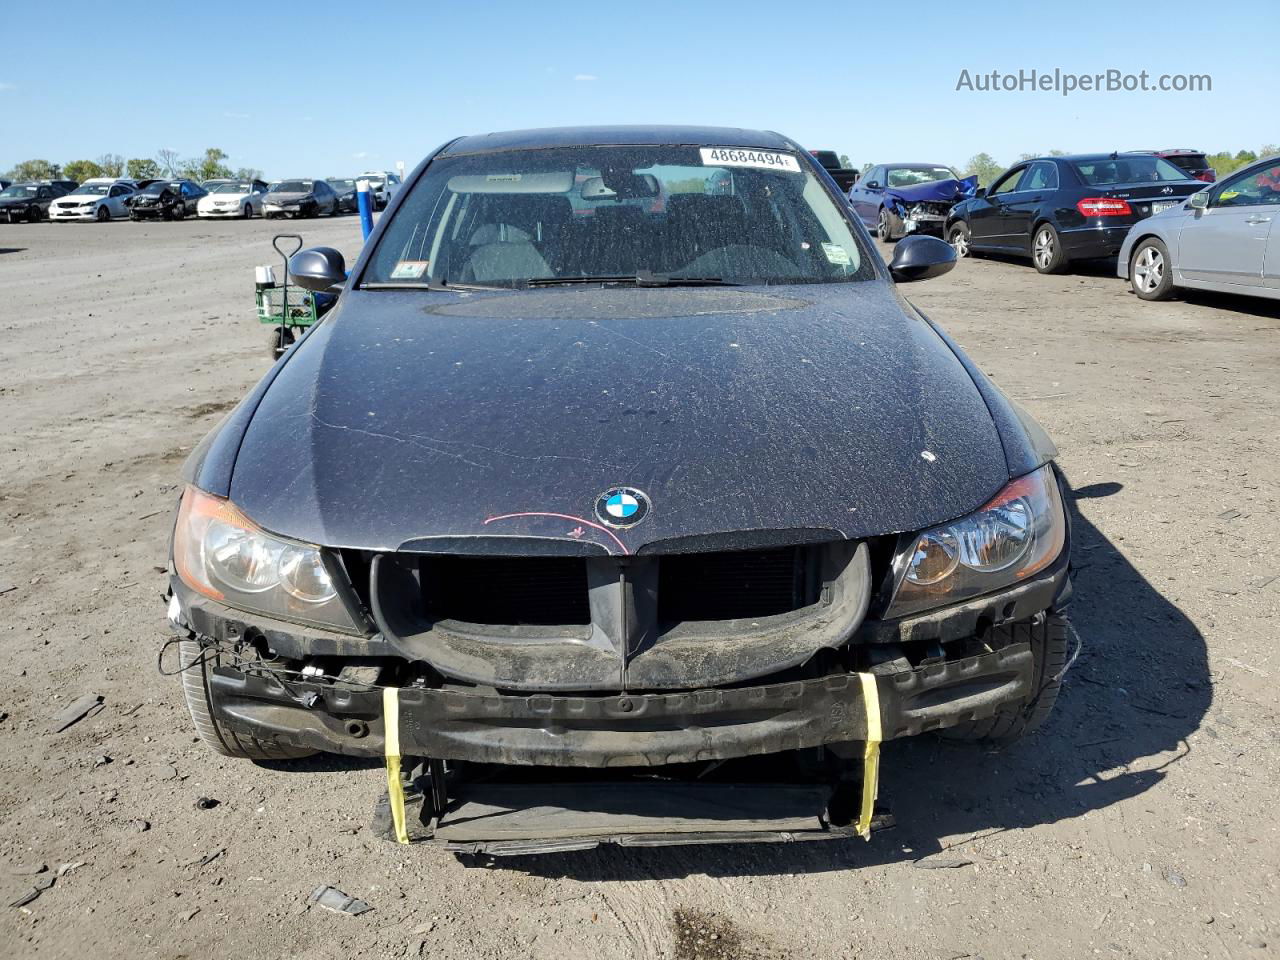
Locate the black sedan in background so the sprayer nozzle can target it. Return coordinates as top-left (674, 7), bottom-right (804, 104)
top-left (0, 181), bottom-right (72, 222)
top-left (325, 178), bottom-right (358, 213)
top-left (128, 179), bottom-right (208, 220)
top-left (262, 179), bottom-right (338, 219)
top-left (945, 153), bottom-right (1204, 273)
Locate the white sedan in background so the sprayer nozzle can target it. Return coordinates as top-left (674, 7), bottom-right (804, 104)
top-left (197, 179), bottom-right (270, 219)
top-left (48, 178), bottom-right (137, 222)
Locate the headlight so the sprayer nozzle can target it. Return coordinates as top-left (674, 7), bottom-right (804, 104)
top-left (173, 486), bottom-right (362, 633)
top-left (887, 465), bottom-right (1066, 617)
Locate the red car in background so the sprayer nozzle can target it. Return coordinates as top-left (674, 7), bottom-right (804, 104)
top-left (1128, 149), bottom-right (1216, 183)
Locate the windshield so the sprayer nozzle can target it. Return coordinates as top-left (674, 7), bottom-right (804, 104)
top-left (72, 184), bottom-right (111, 196)
top-left (1073, 156), bottom-right (1190, 185)
top-left (0, 184), bottom-right (38, 198)
top-left (364, 145), bottom-right (873, 288)
top-left (210, 182), bottom-right (251, 194)
top-left (327, 179), bottom-right (355, 189)
top-left (271, 180), bottom-right (312, 193)
top-left (886, 166), bottom-right (958, 187)
top-left (142, 181), bottom-right (176, 195)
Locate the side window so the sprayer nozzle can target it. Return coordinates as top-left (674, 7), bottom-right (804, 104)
top-left (990, 167), bottom-right (1027, 195)
top-left (38, 188), bottom-right (52, 198)
top-left (1214, 161), bottom-right (1280, 208)
top-left (109, 185), bottom-right (124, 197)
top-left (1022, 162), bottom-right (1059, 192)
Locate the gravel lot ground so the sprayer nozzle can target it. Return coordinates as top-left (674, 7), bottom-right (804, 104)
top-left (1, 217), bottom-right (1277, 960)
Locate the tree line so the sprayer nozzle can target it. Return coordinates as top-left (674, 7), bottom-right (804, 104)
top-left (2, 147), bottom-right (262, 185)
top-left (958, 145), bottom-right (1279, 187)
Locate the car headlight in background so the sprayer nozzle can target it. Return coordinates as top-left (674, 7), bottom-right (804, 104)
top-left (173, 486), bottom-right (362, 633)
top-left (887, 465), bottom-right (1066, 617)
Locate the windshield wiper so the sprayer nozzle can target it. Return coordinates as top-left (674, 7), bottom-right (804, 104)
top-left (526, 273), bottom-right (739, 288)
top-left (361, 279), bottom-right (508, 292)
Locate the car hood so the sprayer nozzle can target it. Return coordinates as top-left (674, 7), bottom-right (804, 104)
top-left (265, 192), bottom-right (313, 203)
top-left (202, 191), bottom-right (249, 201)
top-left (225, 283), bottom-right (1012, 554)
top-left (0, 197), bottom-right (35, 207)
top-left (886, 176), bottom-right (979, 204)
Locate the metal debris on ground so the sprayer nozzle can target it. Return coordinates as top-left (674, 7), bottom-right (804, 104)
top-left (194, 796), bottom-right (220, 810)
top-left (56, 862), bottom-right (86, 877)
top-left (48, 693), bottom-right (104, 733)
top-left (309, 885), bottom-right (373, 916)
top-left (182, 848), bottom-right (225, 869)
top-left (8, 874), bottom-right (55, 908)
top-left (912, 856), bottom-right (975, 870)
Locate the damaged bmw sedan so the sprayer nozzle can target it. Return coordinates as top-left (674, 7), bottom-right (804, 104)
top-left (166, 126), bottom-right (1073, 854)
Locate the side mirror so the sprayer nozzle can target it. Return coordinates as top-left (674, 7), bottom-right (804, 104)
top-left (865, 180), bottom-right (881, 190)
top-left (1189, 190), bottom-right (1209, 210)
top-left (975, 186), bottom-right (988, 198)
top-left (888, 234), bottom-right (957, 283)
top-left (289, 246), bottom-right (347, 293)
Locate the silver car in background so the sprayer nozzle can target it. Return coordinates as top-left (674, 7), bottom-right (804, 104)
top-left (1118, 155), bottom-right (1280, 301)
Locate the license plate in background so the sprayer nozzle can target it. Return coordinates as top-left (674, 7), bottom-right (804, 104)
top-left (1150, 201), bottom-right (1178, 215)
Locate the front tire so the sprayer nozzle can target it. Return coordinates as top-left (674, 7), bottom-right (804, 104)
top-left (1129, 238), bottom-right (1174, 300)
top-left (243, 203), bottom-right (253, 219)
top-left (1031, 223), bottom-right (1068, 273)
top-left (171, 203), bottom-right (185, 221)
top-left (942, 614), bottom-right (1071, 743)
top-left (178, 640), bottom-right (315, 760)
top-left (948, 221), bottom-right (972, 258)
top-left (876, 207), bottom-right (894, 242)
top-left (95, 205), bottom-right (110, 223)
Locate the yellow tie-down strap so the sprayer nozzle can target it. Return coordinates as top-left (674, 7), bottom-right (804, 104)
top-left (855, 672), bottom-right (883, 841)
top-left (383, 687), bottom-right (411, 845)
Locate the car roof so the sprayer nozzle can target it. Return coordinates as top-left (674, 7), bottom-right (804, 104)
top-left (440, 125), bottom-right (792, 156)
top-left (1025, 154), bottom-right (1139, 164)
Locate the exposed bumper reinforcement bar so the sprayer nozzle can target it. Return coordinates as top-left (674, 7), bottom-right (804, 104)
top-left (207, 642), bottom-right (1035, 767)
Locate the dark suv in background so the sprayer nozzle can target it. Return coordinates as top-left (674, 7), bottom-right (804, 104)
top-left (0, 181), bottom-right (72, 222)
top-left (1128, 148), bottom-right (1216, 183)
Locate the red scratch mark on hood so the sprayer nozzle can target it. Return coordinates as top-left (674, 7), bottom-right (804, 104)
top-left (483, 511), bottom-right (630, 555)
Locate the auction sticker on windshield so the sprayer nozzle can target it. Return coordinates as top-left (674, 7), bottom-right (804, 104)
top-left (699, 148), bottom-right (801, 173)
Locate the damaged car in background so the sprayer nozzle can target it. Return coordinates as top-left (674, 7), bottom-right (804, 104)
top-left (848, 163), bottom-right (979, 241)
top-left (164, 126), bottom-right (1074, 855)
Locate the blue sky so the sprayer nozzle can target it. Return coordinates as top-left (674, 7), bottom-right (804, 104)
top-left (1, 0), bottom-right (1273, 179)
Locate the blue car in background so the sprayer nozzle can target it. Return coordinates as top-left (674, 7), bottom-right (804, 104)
top-left (849, 163), bottom-right (978, 241)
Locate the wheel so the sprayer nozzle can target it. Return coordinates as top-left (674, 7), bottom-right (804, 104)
top-left (876, 207), bottom-right (894, 241)
top-left (270, 326), bottom-right (296, 358)
top-left (178, 639), bottom-right (315, 760)
top-left (1031, 223), bottom-right (1068, 273)
top-left (171, 203), bottom-right (185, 221)
top-left (243, 202), bottom-right (253, 219)
top-left (28, 205), bottom-right (43, 223)
top-left (95, 205), bottom-right (110, 223)
top-left (1129, 238), bottom-right (1174, 301)
top-left (941, 614), bottom-right (1071, 743)
top-left (948, 221), bottom-right (972, 258)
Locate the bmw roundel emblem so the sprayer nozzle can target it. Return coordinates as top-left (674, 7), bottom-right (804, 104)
top-left (594, 487), bottom-right (651, 528)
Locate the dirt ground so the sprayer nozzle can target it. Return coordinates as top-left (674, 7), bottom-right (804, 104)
top-left (1, 216), bottom-right (1277, 960)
